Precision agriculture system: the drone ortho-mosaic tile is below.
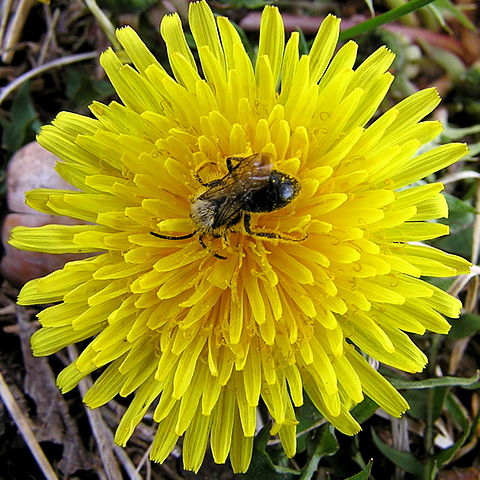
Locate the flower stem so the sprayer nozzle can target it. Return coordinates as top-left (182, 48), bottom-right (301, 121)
top-left (84, 0), bottom-right (121, 50)
top-left (299, 425), bottom-right (338, 480)
top-left (0, 51), bottom-right (98, 105)
top-left (339, 0), bottom-right (438, 41)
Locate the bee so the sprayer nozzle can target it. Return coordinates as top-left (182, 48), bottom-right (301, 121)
top-left (151, 153), bottom-right (303, 258)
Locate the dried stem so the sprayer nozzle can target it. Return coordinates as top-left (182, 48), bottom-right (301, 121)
top-left (1, 0), bottom-right (36, 63)
top-left (84, 0), bottom-right (121, 50)
top-left (0, 370), bottom-right (59, 480)
top-left (0, 51), bottom-right (98, 105)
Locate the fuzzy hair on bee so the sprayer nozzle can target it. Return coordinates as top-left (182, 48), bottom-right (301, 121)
top-left (151, 153), bottom-right (304, 258)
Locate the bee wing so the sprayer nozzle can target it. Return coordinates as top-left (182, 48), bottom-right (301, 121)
top-left (199, 153), bottom-right (274, 200)
top-left (197, 153), bottom-right (274, 229)
top-left (209, 196), bottom-right (246, 229)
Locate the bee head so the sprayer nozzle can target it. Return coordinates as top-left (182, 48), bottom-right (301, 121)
top-left (269, 171), bottom-right (300, 208)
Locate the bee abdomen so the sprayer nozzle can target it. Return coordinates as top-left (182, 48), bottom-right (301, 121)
top-left (191, 199), bottom-right (219, 230)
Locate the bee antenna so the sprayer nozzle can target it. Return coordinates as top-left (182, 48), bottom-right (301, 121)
top-left (150, 231), bottom-right (196, 240)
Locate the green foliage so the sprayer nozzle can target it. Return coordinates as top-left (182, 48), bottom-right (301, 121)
top-left (448, 66), bottom-right (480, 126)
top-left (339, 0), bottom-right (439, 41)
top-left (371, 428), bottom-right (426, 477)
top-left (1, 82), bottom-right (40, 154)
top-left (64, 67), bottom-right (114, 111)
top-left (434, 393), bottom-right (476, 467)
top-left (299, 426), bottom-right (338, 480)
top-left (431, 0), bottom-right (476, 31)
top-left (351, 397), bottom-right (379, 423)
top-left (373, 372), bottom-right (480, 478)
top-left (241, 426), bottom-right (300, 479)
top-left (345, 460), bottom-right (373, 480)
top-left (432, 193), bottom-right (475, 257)
top-left (418, 40), bottom-right (466, 81)
top-left (3, 1), bottom-right (477, 479)
top-left (297, 29), bottom-right (309, 57)
top-left (448, 313), bottom-right (480, 339)
top-left (295, 396), bottom-right (324, 453)
top-left (363, 0), bottom-right (375, 16)
top-left (391, 373), bottom-right (480, 390)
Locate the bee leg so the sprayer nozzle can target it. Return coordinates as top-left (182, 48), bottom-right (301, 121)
top-left (199, 234), bottom-right (227, 260)
top-left (225, 156), bottom-right (246, 172)
top-left (243, 214), bottom-right (307, 242)
top-left (243, 214), bottom-right (277, 239)
top-left (150, 231), bottom-right (196, 240)
top-left (194, 162), bottom-right (222, 187)
top-left (226, 156), bottom-right (235, 172)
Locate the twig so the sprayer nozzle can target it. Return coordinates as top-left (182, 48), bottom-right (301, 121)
top-left (0, 370), bottom-right (59, 480)
top-left (84, 0), bottom-right (121, 50)
top-left (37, 7), bottom-right (60, 66)
top-left (440, 171), bottom-right (480, 185)
top-left (298, 429), bottom-right (328, 480)
top-left (160, 463), bottom-right (186, 480)
top-left (66, 346), bottom-right (145, 480)
top-left (134, 444), bottom-right (152, 476)
top-left (1, 0), bottom-right (36, 63)
top-left (0, 51), bottom-right (98, 105)
top-left (0, 0), bottom-right (14, 50)
top-left (448, 265), bottom-right (480, 298)
top-left (114, 445), bottom-right (144, 480)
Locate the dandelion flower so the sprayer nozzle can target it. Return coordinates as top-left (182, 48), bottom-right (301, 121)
top-left (10, 1), bottom-right (470, 473)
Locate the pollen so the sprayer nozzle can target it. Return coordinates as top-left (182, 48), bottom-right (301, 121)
top-left (10, 0), bottom-right (470, 474)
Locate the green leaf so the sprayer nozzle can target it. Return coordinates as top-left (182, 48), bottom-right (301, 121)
top-left (345, 460), bottom-right (373, 480)
top-left (295, 395), bottom-right (326, 454)
top-left (363, 0), bottom-right (375, 16)
top-left (432, 224), bottom-right (473, 258)
top-left (390, 372), bottom-right (480, 389)
top-left (433, 0), bottom-right (476, 30)
top-left (441, 123), bottom-right (480, 141)
top-left (185, 32), bottom-right (196, 50)
top-left (431, 387), bottom-right (449, 423)
top-left (240, 426), bottom-right (300, 480)
top-left (448, 313), bottom-right (480, 339)
top-left (297, 29), bottom-right (309, 57)
top-left (434, 393), bottom-right (474, 466)
top-left (351, 397), bottom-right (379, 423)
top-left (433, 193), bottom-right (474, 257)
top-left (371, 428), bottom-right (425, 476)
top-left (426, 3), bottom-right (453, 34)
top-left (465, 141), bottom-right (480, 157)
top-left (444, 193), bottom-right (477, 215)
top-left (1, 81), bottom-right (39, 153)
top-left (445, 392), bottom-right (470, 431)
top-left (64, 67), bottom-right (114, 110)
top-left (465, 141), bottom-right (480, 158)
top-left (299, 425), bottom-right (338, 480)
top-left (410, 389), bottom-right (429, 422)
top-left (393, 373), bottom-right (479, 424)
top-left (339, 0), bottom-right (438, 41)
top-left (418, 39), bottom-right (466, 81)
top-left (443, 195), bottom-right (476, 225)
